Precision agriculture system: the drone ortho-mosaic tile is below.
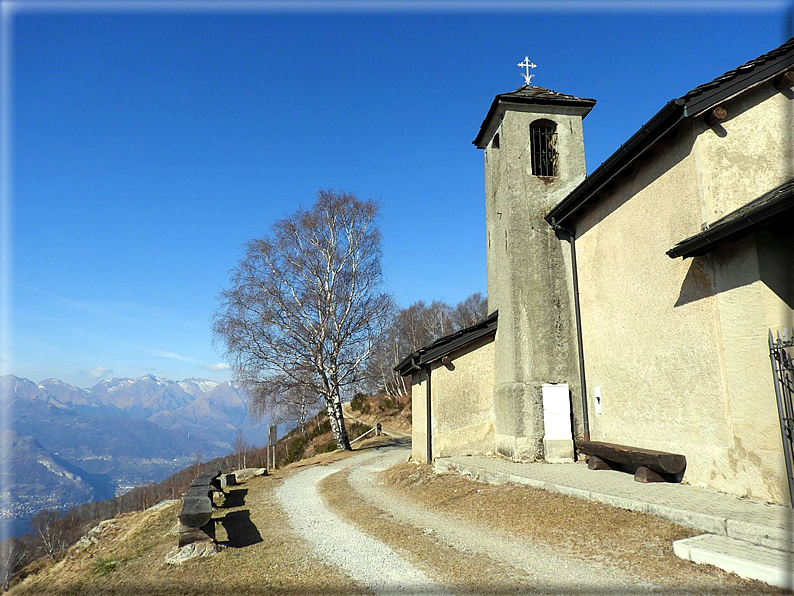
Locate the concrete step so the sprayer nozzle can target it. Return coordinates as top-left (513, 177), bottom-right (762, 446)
top-left (673, 533), bottom-right (794, 589)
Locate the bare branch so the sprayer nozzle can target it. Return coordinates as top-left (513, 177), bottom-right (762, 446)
top-left (214, 190), bottom-right (392, 450)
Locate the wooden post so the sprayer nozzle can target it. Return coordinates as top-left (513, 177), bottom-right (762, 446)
top-left (634, 466), bottom-right (666, 483)
top-left (774, 70), bottom-right (794, 90)
top-left (704, 106), bottom-right (727, 126)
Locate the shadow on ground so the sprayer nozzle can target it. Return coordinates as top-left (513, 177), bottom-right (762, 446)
top-left (222, 487), bottom-right (248, 508)
top-left (355, 436), bottom-right (411, 452)
top-left (218, 509), bottom-right (262, 548)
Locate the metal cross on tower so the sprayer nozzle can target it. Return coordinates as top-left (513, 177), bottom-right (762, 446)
top-left (518, 56), bottom-right (537, 85)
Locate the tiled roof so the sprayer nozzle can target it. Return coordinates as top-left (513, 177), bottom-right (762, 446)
top-left (683, 37), bottom-right (794, 105)
top-left (494, 85), bottom-right (596, 104)
top-left (546, 37), bottom-right (794, 227)
top-left (473, 85), bottom-right (596, 148)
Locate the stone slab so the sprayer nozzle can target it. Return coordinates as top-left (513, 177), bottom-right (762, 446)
top-left (234, 468), bottom-right (267, 483)
top-left (673, 534), bottom-right (794, 589)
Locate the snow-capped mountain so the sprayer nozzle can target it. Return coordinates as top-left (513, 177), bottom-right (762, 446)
top-left (1, 373), bottom-right (267, 536)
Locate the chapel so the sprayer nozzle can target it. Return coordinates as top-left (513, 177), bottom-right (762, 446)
top-left (397, 39), bottom-right (794, 507)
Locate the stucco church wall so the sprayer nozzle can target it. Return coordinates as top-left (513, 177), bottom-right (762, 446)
top-left (410, 336), bottom-right (496, 463)
top-left (693, 82), bottom-right (794, 224)
top-left (431, 336), bottom-right (495, 458)
top-left (411, 370), bottom-right (428, 463)
top-left (573, 90), bottom-right (791, 503)
top-left (574, 127), bottom-right (739, 498)
top-left (709, 234), bottom-right (791, 503)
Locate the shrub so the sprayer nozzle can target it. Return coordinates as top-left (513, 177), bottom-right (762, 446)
top-left (350, 394), bottom-right (370, 414)
top-left (309, 417), bottom-right (331, 439)
top-left (93, 558), bottom-right (119, 576)
top-left (315, 441), bottom-right (337, 454)
top-left (378, 396), bottom-right (396, 412)
top-left (347, 420), bottom-right (371, 440)
top-left (285, 436), bottom-right (309, 464)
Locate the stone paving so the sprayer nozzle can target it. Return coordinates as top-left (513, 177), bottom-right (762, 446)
top-left (435, 455), bottom-right (794, 552)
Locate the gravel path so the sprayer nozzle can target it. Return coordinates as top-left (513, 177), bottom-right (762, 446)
top-left (345, 445), bottom-right (658, 594)
top-left (276, 450), bottom-right (453, 595)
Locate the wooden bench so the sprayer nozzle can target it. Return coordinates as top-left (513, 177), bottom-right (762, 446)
top-left (578, 441), bottom-right (686, 483)
top-left (177, 470), bottom-right (223, 546)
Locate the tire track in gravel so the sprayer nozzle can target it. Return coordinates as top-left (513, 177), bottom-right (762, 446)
top-left (344, 446), bottom-right (658, 595)
top-left (276, 449), bottom-right (453, 596)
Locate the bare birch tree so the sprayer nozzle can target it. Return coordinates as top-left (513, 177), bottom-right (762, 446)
top-left (233, 429), bottom-right (250, 469)
top-left (453, 291), bottom-right (488, 329)
top-left (364, 293), bottom-right (489, 397)
top-left (30, 509), bottom-right (69, 562)
top-left (0, 538), bottom-right (27, 590)
top-left (247, 373), bottom-right (321, 437)
top-left (213, 190), bottom-right (392, 450)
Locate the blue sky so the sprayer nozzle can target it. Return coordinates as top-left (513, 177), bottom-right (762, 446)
top-left (3, 1), bottom-right (791, 387)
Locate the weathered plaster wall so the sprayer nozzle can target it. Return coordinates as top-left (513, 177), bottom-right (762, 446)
top-left (484, 104), bottom-right (586, 460)
top-left (693, 82), bottom-right (794, 224)
top-left (431, 336), bottom-right (495, 458)
top-left (411, 370), bottom-right (428, 463)
top-left (575, 128), bottom-right (732, 486)
top-left (410, 337), bottom-right (496, 463)
top-left (710, 235), bottom-right (791, 503)
top-left (573, 80), bottom-right (792, 503)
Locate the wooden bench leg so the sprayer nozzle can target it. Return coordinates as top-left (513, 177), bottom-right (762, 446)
top-left (587, 455), bottom-right (614, 470)
top-left (634, 466), bottom-right (666, 483)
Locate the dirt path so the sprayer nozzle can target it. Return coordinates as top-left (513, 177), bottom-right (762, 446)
top-left (335, 444), bottom-right (656, 594)
top-left (276, 448), bottom-right (452, 595)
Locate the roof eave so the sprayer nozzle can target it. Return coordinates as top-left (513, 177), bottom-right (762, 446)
top-left (473, 95), bottom-right (596, 149)
top-left (547, 41), bottom-right (794, 229)
top-left (545, 99), bottom-right (685, 228)
top-left (393, 312), bottom-right (499, 376)
top-left (666, 185), bottom-right (794, 258)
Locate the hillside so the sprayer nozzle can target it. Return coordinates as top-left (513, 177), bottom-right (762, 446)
top-left (1, 374), bottom-right (269, 534)
top-left (4, 395), bottom-right (408, 593)
top-left (7, 420), bottom-right (779, 596)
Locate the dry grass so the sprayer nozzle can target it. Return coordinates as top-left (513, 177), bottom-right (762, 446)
top-left (9, 469), bottom-right (369, 596)
top-left (343, 401), bottom-right (412, 434)
top-left (379, 462), bottom-right (789, 595)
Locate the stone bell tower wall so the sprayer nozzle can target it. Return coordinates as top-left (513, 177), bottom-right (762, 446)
top-left (482, 103), bottom-right (587, 460)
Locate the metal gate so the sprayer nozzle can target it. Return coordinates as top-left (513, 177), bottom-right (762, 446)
top-left (769, 328), bottom-right (794, 507)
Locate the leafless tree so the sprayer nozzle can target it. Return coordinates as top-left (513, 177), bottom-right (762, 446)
top-left (191, 451), bottom-right (203, 479)
top-left (214, 190), bottom-right (393, 450)
top-left (248, 373), bottom-right (322, 437)
top-left (30, 509), bottom-right (69, 562)
top-left (364, 292), bottom-right (489, 398)
top-left (233, 429), bottom-right (250, 468)
top-left (453, 291), bottom-right (489, 329)
top-left (0, 538), bottom-right (28, 590)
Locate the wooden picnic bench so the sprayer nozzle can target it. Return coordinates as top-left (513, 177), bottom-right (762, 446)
top-left (177, 469), bottom-right (223, 546)
top-left (578, 440), bottom-right (686, 483)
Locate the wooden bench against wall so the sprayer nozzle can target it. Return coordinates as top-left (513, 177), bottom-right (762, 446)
top-left (578, 441), bottom-right (686, 483)
top-left (177, 470), bottom-right (223, 547)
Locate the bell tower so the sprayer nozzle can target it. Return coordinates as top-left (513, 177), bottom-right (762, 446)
top-left (473, 68), bottom-right (595, 460)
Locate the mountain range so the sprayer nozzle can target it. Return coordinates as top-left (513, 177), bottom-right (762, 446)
top-left (1, 374), bottom-right (269, 536)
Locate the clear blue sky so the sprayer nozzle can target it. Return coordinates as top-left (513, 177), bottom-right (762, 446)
top-left (4, 1), bottom-right (791, 387)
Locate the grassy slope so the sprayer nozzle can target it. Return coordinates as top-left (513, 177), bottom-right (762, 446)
top-left (7, 394), bottom-right (404, 594)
